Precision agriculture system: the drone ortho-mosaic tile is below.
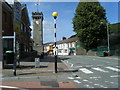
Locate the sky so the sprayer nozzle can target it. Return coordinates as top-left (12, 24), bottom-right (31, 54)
top-left (6, 0), bottom-right (119, 44)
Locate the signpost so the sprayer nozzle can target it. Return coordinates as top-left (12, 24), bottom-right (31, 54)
top-left (13, 0), bottom-right (21, 76)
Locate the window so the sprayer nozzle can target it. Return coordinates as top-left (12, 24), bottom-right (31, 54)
top-left (21, 24), bottom-right (23, 32)
top-left (64, 49), bottom-right (67, 53)
top-left (72, 42), bottom-right (75, 47)
top-left (23, 25), bottom-right (26, 32)
top-left (3, 12), bottom-right (7, 23)
top-left (21, 24), bottom-right (26, 32)
top-left (58, 49), bottom-right (62, 53)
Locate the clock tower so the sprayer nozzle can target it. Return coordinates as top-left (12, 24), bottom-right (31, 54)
top-left (32, 12), bottom-right (43, 53)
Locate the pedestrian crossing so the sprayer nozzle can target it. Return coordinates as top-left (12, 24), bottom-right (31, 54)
top-left (78, 66), bottom-right (120, 74)
top-left (79, 68), bottom-right (93, 74)
top-left (105, 67), bottom-right (120, 72)
top-left (92, 67), bottom-right (109, 73)
top-left (67, 66), bottom-right (119, 88)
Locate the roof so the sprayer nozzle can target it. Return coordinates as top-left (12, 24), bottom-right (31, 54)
top-left (57, 37), bottom-right (77, 44)
top-left (44, 37), bottom-right (78, 46)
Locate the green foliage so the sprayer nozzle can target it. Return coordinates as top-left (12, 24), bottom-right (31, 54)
top-left (73, 1), bottom-right (107, 51)
top-left (110, 23), bottom-right (120, 33)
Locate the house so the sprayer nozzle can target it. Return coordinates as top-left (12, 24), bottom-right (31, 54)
top-left (1, 1), bottom-right (32, 66)
top-left (19, 4), bottom-right (32, 59)
top-left (2, 2), bottom-right (14, 52)
top-left (44, 42), bottom-right (54, 55)
top-left (44, 37), bottom-right (78, 56)
top-left (0, 1), bottom-right (2, 61)
top-left (56, 37), bottom-right (77, 55)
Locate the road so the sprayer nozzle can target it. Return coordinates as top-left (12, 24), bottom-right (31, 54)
top-left (1, 56), bottom-right (120, 89)
top-left (60, 55), bottom-right (120, 88)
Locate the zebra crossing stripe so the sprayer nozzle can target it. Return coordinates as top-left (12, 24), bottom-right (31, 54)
top-left (0, 85), bottom-right (18, 89)
top-left (79, 68), bottom-right (93, 74)
top-left (92, 67), bottom-right (109, 73)
top-left (110, 75), bottom-right (120, 78)
top-left (73, 80), bottom-right (81, 83)
top-left (68, 77), bottom-right (74, 79)
top-left (105, 67), bottom-right (120, 72)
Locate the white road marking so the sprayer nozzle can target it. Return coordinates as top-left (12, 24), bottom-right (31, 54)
top-left (84, 84), bottom-right (94, 88)
top-left (94, 79), bottom-right (99, 80)
top-left (83, 79), bottom-right (93, 83)
top-left (110, 82), bottom-right (115, 84)
top-left (94, 84), bottom-right (108, 88)
top-left (0, 85), bottom-right (18, 89)
top-left (94, 84), bottom-right (100, 86)
top-left (71, 64), bottom-right (73, 67)
top-left (110, 75), bottom-right (120, 78)
top-left (86, 65), bottom-right (93, 67)
top-left (75, 66), bottom-right (83, 68)
top-left (68, 77), bottom-right (74, 79)
top-left (73, 80), bottom-right (81, 83)
top-left (116, 66), bottom-right (120, 68)
top-left (106, 67), bottom-right (120, 72)
top-left (97, 65), bottom-right (103, 66)
top-left (83, 79), bottom-right (88, 82)
top-left (76, 77), bottom-right (81, 79)
top-left (92, 67), bottom-right (109, 73)
top-left (79, 68), bottom-right (93, 74)
top-left (90, 76), bottom-right (101, 79)
top-left (99, 85), bottom-right (108, 88)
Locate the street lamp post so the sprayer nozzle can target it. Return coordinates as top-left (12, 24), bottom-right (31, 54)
top-left (101, 21), bottom-right (110, 55)
top-left (52, 12), bottom-right (58, 73)
top-left (106, 23), bottom-right (110, 54)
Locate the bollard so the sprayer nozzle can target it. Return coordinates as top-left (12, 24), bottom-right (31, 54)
top-left (35, 58), bottom-right (40, 68)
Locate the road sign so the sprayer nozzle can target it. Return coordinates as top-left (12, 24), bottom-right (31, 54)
top-left (76, 45), bottom-right (80, 48)
top-left (13, 0), bottom-right (21, 34)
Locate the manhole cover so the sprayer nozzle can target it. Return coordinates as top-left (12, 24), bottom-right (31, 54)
top-left (41, 81), bottom-right (59, 87)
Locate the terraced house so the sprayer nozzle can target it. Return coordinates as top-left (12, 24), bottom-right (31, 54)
top-left (1, 1), bottom-right (32, 68)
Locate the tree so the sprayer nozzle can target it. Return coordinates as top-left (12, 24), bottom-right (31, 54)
top-left (73, 0), bottom-right (107, 51)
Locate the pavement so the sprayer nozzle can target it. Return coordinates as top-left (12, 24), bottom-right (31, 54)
top-left (1, 56), bottom-right (78, 89)
top-left (2, 56), bottom-right (77, 77)
top-left (1, 55), bottom-right (119, 89)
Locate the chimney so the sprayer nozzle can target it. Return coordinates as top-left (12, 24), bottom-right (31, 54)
top-left (62, 37), bottom-right (66, 40)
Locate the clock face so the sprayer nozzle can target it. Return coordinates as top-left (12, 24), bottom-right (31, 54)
top-left (36, 21), bottom-right (39, 24)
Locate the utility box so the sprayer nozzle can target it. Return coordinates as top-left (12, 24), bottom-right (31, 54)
top-left (35, 58), bottom-right (40, 68)
top-left (5, 50), bottom-right (14, 64)
top-left (97, 46), bottom-right (108, 57)
top-left (97, 51), bottom-right (105, 57)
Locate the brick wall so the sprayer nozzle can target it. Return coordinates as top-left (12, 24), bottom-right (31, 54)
top-left (2, 2), bottom-right (13, 36)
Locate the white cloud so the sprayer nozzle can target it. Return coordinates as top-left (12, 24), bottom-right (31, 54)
top-left (43, 20), bottom-right (54, 43)
top-left (29, 20), bottom-right (54, 43)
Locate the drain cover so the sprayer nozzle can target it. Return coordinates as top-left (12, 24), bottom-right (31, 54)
top-left (41, 81), bottom-right (59, 87)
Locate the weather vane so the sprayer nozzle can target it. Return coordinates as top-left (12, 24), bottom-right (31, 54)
top-left (35, 0), bottom-right (40, 12)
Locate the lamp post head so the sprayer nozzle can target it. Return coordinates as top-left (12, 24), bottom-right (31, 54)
top-left (52, 12), bottom-right (58, 19)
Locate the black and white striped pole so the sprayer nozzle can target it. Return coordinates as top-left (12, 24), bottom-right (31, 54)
top-left (52, 12), bottom-right (58, 73)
